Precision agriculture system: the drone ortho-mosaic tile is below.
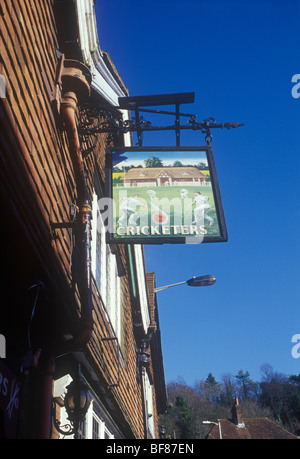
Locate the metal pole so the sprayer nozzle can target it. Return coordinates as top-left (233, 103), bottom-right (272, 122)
top-left (154, 281), bottom-right (187, 292)
top-left (218, 422), bottom-right (222, 440)
top-left (175, 103), bottom-right (180, 146)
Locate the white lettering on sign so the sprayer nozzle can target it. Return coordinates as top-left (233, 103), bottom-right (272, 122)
top-left (0, 372), bottom-right (8, 397)
top-left (0, 360), bottom-right (20, 439)
top-left (6, 379), bottom-right (20, 418)
top-left (0, 370), bottom-right (20, 418)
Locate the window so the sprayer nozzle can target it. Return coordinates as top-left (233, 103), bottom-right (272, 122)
top-left (104, 428), bottom-right (114, 439)
top-left (92, 415), bottom-right (101, 439)
top-left (134, 245), bottom-right (150, 334)
top-left (77, 421), bottom-right (87, 439)
top-left (144, 371), bottom-right (155, 438)
top-left (94, 207), bottom-right (102, 288)
top-left (106, 244), bottom-right (121, 340)
top-left (86, 404), bottom-right (115, 439)
top-left (91, 191), bottom-right (122, 341)
top-left (91, 192), bottom-right (106, 294)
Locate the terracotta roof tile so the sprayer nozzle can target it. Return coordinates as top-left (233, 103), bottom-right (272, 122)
top-left (207, 418), bottom-right (298, 439)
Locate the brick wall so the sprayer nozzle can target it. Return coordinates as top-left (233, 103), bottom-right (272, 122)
top-left (0, 0), bottom-right (145, 439)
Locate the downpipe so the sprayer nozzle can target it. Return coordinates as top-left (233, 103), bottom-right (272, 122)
top-left (37, 61), bottom-right (93, 438)
top-left (4, 58), bottom-right (93, 438)
top-left (59, 90), bottom-right (94, 353)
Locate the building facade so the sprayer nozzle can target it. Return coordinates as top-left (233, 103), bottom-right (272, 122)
top-left (123, 167), bottom-right (207, 188)
top-left (0, 0), bottom-right (166, 439)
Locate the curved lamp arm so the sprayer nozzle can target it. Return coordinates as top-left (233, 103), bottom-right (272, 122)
top-left (154, 275), bottom-right (216, 293)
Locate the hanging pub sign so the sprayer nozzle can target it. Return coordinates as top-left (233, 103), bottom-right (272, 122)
top-left (104, 146), bottom-right (228, 244)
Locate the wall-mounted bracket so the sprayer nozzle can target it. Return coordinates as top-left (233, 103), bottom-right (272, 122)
top-left (78, 92), bottom-right (243, 147)
top-left (50, 221), bottom-right (77, 241)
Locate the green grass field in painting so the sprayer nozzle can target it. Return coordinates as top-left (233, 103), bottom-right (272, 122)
top-left (112, 185), bottom-right (221, 239)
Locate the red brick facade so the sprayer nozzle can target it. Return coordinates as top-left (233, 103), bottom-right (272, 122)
top-left (0, 0), bottom-right (166, 439)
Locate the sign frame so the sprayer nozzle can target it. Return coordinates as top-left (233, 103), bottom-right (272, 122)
top-left (105, 146), bottom-right (228, 245)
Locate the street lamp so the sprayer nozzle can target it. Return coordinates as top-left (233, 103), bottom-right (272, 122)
top-left (159, 425), bottom-right (167, 439)
top-left (202, 420), bottom-right (222, 439)
top-left (52, 373), bottom-right (92, 437)
top-left (154, 275), bottom-right (216, 293)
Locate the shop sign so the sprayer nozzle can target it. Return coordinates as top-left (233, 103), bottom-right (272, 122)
top-left (0, 360), bottom-right (20, 439)
top-left (104, 146), bottom-right (228, 244)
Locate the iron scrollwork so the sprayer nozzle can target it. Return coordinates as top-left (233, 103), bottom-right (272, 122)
top-left (187, 117), bottom-right (244, 144)
top-left (52, 398), bottom-right (77, 436)
top-left (79, 105), bottom-right (153, 135)
top-left (78, 103), bottom-right (243, 147)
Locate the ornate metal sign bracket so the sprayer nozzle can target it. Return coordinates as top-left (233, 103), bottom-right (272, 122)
top-left (78, 92), bottom-right (243, 148)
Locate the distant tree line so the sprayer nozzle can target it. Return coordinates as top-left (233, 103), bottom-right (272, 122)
top-left (144, 157), bottom-right (209, 170)
top-left (113, 157), bottom-right (209, 172)
top-left (159, 365), bottom-right (300, 439)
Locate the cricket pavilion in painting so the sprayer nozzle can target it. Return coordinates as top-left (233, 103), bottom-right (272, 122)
top-left (122, 166), bottom-right (208, 188)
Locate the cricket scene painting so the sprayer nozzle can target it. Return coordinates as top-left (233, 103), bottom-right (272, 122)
top-left (106, 148), bottom-right (227, 244)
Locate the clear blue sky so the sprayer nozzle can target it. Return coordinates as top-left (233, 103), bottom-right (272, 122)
top-left (95, 0), bottom-right (300, 386)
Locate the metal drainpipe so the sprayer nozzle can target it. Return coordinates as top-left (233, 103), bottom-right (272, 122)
top-left (58, 88), bottom-right (94, 355)
top-left (1, 59), bottom-right (94, 438)
top-left (38, 355), bottom-right (56, 439)
top-left (38, 60), bottom-right (93, 438)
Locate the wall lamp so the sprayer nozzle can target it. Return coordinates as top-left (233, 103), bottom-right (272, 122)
top-left (52, 373), bottom-right (92, 437)
top-left (202, 420), bottom-right (222, 439)
top-left (154, 275), bottom-right (216, 293)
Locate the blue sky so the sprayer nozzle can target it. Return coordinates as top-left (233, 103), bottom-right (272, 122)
top-left (112, 150), bottom-right (209, 167)
top-left (95, 0), bottom-right (300, 385)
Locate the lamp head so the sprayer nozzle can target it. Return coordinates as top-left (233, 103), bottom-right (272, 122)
top-left (64, 378), bottom-right (92, 424)
top-left (186, 275), bottom-right (216, 287)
